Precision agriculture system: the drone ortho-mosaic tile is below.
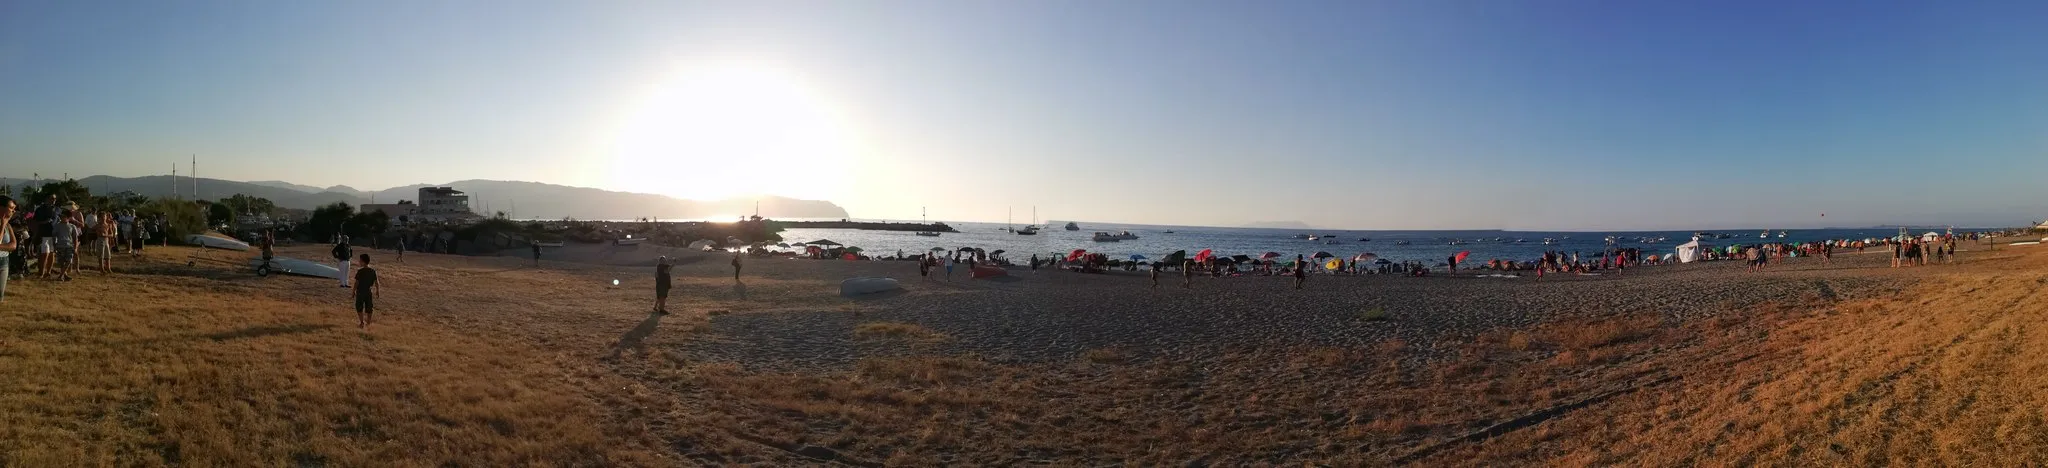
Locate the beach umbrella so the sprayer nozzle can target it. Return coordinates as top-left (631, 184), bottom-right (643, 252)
top-left (1374, 258), bottom-right (1393, 264)
top-left (930, 247), bottom-right (946, 251)
top-left (774, 243), bottom-right (790, 248)
top-left (1162, 250), bottom-right (1187, 264)
top-left (1230, 254), bottom-right (1252, 263)
top-left (1194, 249), bottom-right (1213, 262)
top-left (1454, 250), bottom-right (1471, 263)
top-left (990, 249), bottom-right (1006, 256)
top-left (958, 246), bottom-right (978, 251)
top-left (1312, 251), bottom-right (1334, 259)
top-left (1259, 252), bottom-right (1281, 260)
top-left (1354, 253), bottom-right (1378, 261)
top-left (806, 239), bottom-right (842, 247)
top-left (1129, 254), bottom-right (1147, 260)
top-left (845, 246), bottom-right (864, 253)
top-left (1325, 259), bottom-right (1342, 270)
top-left (1067, 249), bottom-right (1088, 261)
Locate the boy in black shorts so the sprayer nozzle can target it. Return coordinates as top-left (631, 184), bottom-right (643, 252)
top-left (354, 254), bottom-right (379, 329)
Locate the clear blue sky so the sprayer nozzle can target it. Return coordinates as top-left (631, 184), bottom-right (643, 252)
top-left (3, 0), bottom-right (2044, 230)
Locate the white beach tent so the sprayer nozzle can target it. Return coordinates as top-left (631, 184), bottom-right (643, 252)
top-left (1675, 239), bottom-right (1712, 263)
top-left (1922, 232), bottom-right (1940, 242)
top-left (687, 239), bottom-right (718, 250)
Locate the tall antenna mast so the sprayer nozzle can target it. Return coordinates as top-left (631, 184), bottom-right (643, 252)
top-left (171, 164), bottom-right (178, 200)
top-left (191, 154), bottom-right (198, 200)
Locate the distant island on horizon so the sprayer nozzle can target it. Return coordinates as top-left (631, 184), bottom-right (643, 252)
top-left (1240, 221), bottom-right (1314, 230)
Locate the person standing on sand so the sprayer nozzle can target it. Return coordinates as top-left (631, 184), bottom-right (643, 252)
top-left (52, 208), bottom-right (80, 281)
top-left (31, 195), bottom-right (57, 279)
top-left (395, 235), bottom-right (406, 263)
top-left (1181, 259), bottom-right (1193, 288)
top-left (1819, 241), bottom-right (1834, 266)
top-left (354, 254), bottom-right (379, 329)
top-left (333, 237), bottom-right (353, 288)
top-left (944, 255), bottom-right (954, 281)
top-left (531, 240), bottom-right (542, 267)
top-left (96, 212), bottom-right (116, 274)
top-left (1890, 240), bottom-right (1904, 268)
top-left (730, 251), bottom-right (743, 282)
top-left (1150, 262), bottom-right (1160, 289)
top-left (1293, 254), bottom-right (1307, 290)
top-left (919, 253), bottom-right (931, 280)
top-left (1446, 255), bottom-right (1458, 274)
top-left (0, 196), bottom-right (16, 303)
top-left (654, 256), bottom-right (673, 315)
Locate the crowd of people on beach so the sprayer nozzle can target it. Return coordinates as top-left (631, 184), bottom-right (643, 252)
top-left (1, 195), bottom-right (172, 302)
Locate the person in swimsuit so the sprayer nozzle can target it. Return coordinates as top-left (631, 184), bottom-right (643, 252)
top-left (1293, 255), bottom-right (1306, 290)
top-left (1150, 262), bottom-right (1160, 289)
top-left (96, 212), bottom-right (116, 274)
top-left (354, 254), bottom-right (380, 329)
top-left (1181, 259), bottom-right (1193, 289)
top-left (0, 196), bottom-right (16, 303)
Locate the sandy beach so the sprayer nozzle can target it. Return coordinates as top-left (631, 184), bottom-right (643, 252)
top-left (1, 236), bottom-right (2041, 465)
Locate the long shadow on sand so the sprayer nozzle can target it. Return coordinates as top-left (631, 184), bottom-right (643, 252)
top-left (732, 281), bottom-right (747, 300)
top-left (607, 311), bottom-right (665, 359)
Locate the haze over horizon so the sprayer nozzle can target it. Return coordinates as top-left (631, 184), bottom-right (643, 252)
top-left (4, 1), bottom-right (2045, 230)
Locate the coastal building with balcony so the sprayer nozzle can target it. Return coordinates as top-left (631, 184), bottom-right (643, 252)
top-left (361, 186), bottom-right (477, 225)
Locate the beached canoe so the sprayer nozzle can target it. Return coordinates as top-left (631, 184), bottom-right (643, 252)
top-left (839, 277), bottom-right (902, 297)
top-left (249, 256), bottom-right (343, 279)
top-left (187, 234), bottom-right (251, 251)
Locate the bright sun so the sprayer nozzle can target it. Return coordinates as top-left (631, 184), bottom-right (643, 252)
top-left (606, 62), bottom-right (858, 202)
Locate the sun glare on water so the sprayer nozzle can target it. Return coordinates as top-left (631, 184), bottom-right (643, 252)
top-left (606, 62), bottom-right (859, 202)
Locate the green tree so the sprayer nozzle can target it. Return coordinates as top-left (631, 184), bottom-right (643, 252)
top-left (18, 179), bottom-right (92, 207)
top-left (206, 202), bottom-right (234, 227)
top-left (347, 210), bottom-right (390, 240)
top-left (302, 202), bottom-right (355, 242)
top-left (141, 199), bottom-right (207, 241)
top-left (220, 193), bottom-right (277, 217)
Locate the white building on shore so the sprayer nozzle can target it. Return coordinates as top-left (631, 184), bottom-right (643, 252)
top-left (361, 186), bottom-right (478, 225)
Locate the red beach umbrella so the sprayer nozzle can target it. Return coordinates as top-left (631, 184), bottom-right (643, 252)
top-left (1195, 249), bottom-right (1214, 262)
top-left (1259, 252), bottom-right (1281, 260)
top-left (1454, 250), bottom-right (1471, 263)
top-left (1067, 249), bottom-right (1088, 261)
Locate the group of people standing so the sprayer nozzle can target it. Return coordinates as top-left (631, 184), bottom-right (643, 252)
top-left (0, 195), bottom-right (167, 303)
top-left (1891, 236), bottom-right (1958, 268)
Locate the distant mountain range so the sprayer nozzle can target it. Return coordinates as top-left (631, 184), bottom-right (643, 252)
top-left (54, 175), bottom-right (850, 220)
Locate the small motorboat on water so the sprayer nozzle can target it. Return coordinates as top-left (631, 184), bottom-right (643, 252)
top-left (1091, 232), bottom-right (1123, 242)
top-left (915, 231), bottom-right (941, 237)
top-left (1542, 238), bottom-right (1557, 245)
top-left (1015, 225), bottom-right (1039, 235)
top-left (1324, 240), bottom-right (1342, 245)
top-left (1358, 238), bottom-right (1371, 242)
top-left (1064, 222), bottom-right (1080, 231)
top-left (1395, 240), bottom-right (1412, 245)
top-left (1162, 230), bottom-right (1175, 234)
top-left (1293, 234), bottom-right (1313, 239)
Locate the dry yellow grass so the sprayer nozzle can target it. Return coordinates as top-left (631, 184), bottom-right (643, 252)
top-left (4, 242), bottom-right (2045, 465)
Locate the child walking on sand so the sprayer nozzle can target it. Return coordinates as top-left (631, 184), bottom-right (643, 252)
top-left (1150, 262), bottom-right (1160, 289)
top-left (354, 254), bottom-right (380, 329)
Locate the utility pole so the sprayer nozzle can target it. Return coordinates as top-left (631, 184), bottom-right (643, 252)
top-left (191, 155), bottom-right (197, 201)
top-left (171, 164), bottom-right (178, 200)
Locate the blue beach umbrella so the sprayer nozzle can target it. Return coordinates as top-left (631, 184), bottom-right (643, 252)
top-left (1130, 254), bottom-right (1147, 260)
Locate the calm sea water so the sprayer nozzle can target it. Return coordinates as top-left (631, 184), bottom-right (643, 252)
top-left (777, 221), bottom-right (1967, 263)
